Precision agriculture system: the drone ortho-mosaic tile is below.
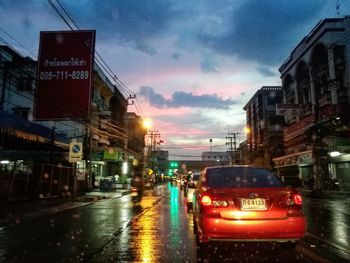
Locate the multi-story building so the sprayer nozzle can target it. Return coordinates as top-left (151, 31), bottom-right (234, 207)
top-left (0, 45), bottom-right (69, 160)
top-left (0, 44), bottom-right (146, 200)
top-left (243, 86), bottom-right (284, 168)
top-left (274, 17), bottom-right (350, 191)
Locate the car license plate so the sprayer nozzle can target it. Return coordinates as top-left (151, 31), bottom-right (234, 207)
top-left (240, 198), bottom-right (267, 210)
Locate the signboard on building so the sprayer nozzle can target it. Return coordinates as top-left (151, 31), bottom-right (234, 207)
top-left (276, 104), bottom-right (302, 118)
top-left (272, 150), bottom-right (313, 168)
top-left (34, 30), bottom-right (95, 120)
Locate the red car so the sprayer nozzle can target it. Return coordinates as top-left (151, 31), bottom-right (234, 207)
top-left (192, 165), bottom-right (306, 250)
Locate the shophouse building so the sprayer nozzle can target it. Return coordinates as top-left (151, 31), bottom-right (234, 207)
top-left (0, 44), bottom-right (146, 200)
top-left (273, 17), bottom-right (350, 191)
top-left (243, 86), bottom-right (284, 168)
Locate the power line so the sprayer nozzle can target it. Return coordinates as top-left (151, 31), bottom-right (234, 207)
top-left (0, 15), bottom-right (134, 148)
top-left (55, 0), bottom-right (79, 29)
top-left (48, 0), bottom-right (75, 30)
top-left (49, 0), bottom-right (145, 117)
top-left (45, 0), bottom-right (148, 142)
top-left (0, 27), bottom-right (36, 57)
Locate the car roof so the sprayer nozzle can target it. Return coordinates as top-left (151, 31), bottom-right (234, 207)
top-left (204, 165), bottom-right (268, 170)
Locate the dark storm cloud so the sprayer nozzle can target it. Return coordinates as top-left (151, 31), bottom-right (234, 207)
top-left (138, 86), bottom-right (168, 108)
top-left (65, 0), bottom-right (177, 55)
top-left (139, 86), bottom-right (237, 109)
top-left (0, 0), bottom-right (45, 30)
top-left (196, 0), bottom-right (324, 66)
top-left (256, 66), bottom-right (277, 77)
top-left (200, 56), bottom-right (220, 73)
top-left (172, 53), bottom-right (180, 60)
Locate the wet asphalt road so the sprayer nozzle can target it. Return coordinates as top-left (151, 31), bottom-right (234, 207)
top-left (302, 194), bottom-right (350, 261)
top-left (0, 183), bottom-right (347, 262)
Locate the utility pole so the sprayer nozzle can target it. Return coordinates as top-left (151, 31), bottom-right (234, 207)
top-left (49, 126), bottom-right (56, 163)
top-left (146, 129), bottom-right (160, 180)
top-left (148, 129), bottom-right (160, 152)
top-left (226, 132), bottom-right (238, 164)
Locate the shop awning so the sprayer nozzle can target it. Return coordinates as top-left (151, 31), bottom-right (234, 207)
top-left (272, 150), bottom-right (313, 168)
top-left (0, 111), bottom-right (69, 147)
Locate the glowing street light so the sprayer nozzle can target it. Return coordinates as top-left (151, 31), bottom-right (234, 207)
top-left (143, 118), bottom-right (152, 130)
top-left (244, 127), bottom-right (250, 134)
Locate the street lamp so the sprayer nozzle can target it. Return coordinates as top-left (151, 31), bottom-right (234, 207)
top-left (143, 118), bottom-right (152, 130)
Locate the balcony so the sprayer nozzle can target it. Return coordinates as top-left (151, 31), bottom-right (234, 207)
top-left (338, 88), bottom-right (349, 104)
top-left (302, 103), bottom-right (312, 116)
top-left (98, 110), bottom-right (111, 116)
top-left (319, 93), bottom-right (332, 107)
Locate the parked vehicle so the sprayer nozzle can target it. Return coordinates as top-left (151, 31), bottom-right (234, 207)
top-left (192, 165), bottom-right (306, 250)
top-left (186, 172), bottom-right (200, 209)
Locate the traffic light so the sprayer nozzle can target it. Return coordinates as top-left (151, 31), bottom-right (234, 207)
top-left (168, 161), bottom-right (178, 176)
top-left (169, 161), bottom-right (178, 168)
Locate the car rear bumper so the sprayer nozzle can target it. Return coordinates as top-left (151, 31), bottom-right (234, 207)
top-left (199, 216), bottom-right (306, 243)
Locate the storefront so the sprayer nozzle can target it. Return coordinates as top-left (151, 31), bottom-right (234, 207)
top-left (91, 149), bottom-right (142, 190)
top-left (327, 152), bottom-right (350, 191)
top-left (273, 150), bottom-right (313, 187)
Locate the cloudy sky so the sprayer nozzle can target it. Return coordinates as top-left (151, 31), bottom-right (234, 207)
top-left (1, 0), bottom-right (349, 159)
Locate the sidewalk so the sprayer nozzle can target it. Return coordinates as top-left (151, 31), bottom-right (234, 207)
top-left (0, 189), bottom-right (130, 227)
top-left (297, 188), bottom-right (350, 200)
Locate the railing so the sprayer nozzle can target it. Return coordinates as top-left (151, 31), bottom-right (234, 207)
top-left (0, 163), bottom-right (84, 202)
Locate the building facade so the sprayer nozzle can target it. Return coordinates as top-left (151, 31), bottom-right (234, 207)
top-left (0, 44), bottom-right (146, 200)
top-left (243, 86), bottom-right (284, 168)
top-left (274, 17), bottom-right (350, 191)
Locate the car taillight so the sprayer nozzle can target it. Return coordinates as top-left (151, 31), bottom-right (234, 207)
top-left (201, 195), bottom-right (212, 206)
top-left (287, 194), bottom-right (303, 217)
top-left (279, 193), bottom-right (303, 207)
top-left (200, 194), bottom-right (228, 207)
top-left (213, 200), bottom-right (228, 207)
top-left (292, 194), bottom-right (302, 205)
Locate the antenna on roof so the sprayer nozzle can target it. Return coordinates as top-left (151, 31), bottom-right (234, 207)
top-left (336, 0), bottom-right (341, 18)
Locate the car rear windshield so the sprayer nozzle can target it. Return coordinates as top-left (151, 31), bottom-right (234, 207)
top-left (205, 167), bottom-right (283, 188)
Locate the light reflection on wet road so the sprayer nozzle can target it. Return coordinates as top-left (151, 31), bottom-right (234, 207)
top-left (89, 183), bottom-right (197, 262)
top-left (302, 196), bottom-right (350, 260)
top-left (89, 184), bottom-right (315, 263)
top-left (0, 183), bottom-right (345, 262)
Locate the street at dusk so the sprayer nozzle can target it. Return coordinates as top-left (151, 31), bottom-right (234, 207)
top-left (1, 184), bottom-right (349, 262)
top-left (1, 1), bottom-right (350, 262)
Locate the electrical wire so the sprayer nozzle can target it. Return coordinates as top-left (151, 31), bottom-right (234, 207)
top-left (0, 27), bottom-right (36, 58)
top-left (50, 0), bottom-right (145, 116)
top-left (0, 2), bottom-right (144, 155)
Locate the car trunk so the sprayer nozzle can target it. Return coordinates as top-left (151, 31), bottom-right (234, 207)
top-left (211, 187), bottom-right (294, 220)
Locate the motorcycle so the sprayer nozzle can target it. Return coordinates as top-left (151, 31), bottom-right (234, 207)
top-left (130, 186), bottom-right (143, 203)
top-left (130, 176), bottom-right (144, 204)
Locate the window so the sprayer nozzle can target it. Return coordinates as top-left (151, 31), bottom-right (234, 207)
top-left (13, 107), bottom-right (30, 120)
top-left (333, 45), bottom-right (345, 67)
top-left (17, 77), bottom-right (33, 91)
top-left (206, 167), bottom-right (283, 188)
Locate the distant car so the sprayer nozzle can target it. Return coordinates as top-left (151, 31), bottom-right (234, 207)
top-left (186, 172), bottom-right (200, 209)
top-left (192, 165), bottom-right (306, 250)
top-left (180, 174), bottom-right (188, 190)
